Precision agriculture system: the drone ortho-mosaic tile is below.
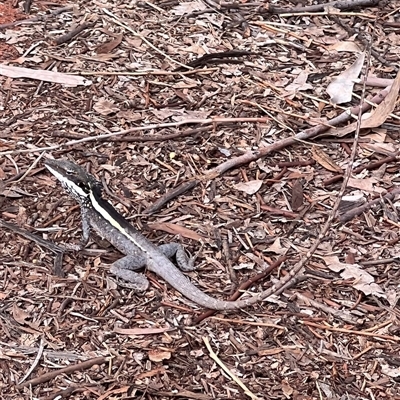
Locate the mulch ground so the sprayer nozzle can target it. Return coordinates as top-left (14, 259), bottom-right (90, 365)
top-left (1, 0), bottom-right (400, 399)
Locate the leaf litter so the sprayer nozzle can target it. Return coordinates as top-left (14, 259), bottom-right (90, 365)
top-left (0, 0), bottom-right (400, 399)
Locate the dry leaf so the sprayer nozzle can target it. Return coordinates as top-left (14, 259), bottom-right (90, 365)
top-left (151, 109), bottom-right (178, 120)
top-left (311, 146), bottom-right (342, 173)
top-left (12, 304), bottom-right (30, 324)
top-left (0, 64), bottom-right (91, 87)
top-left (285, 70), bottom-right (313, 92)
top-left (291, 179), bottom-right (304, 211)
top-left (360, 142), bottom-right (396, 156)
top-left (347, 177), bottom-right (377, 192)
top-left (234, 180), bottom-right (263, 195)
top-left (325, 70), bottom-right (400, 137)
top-left (360, 71), bottom-right (400, 129)
top-left (171, 110), bottom-right (211, 121)
top-left (148, 222), bottom-right (204, 241)
top-left (81, 53), bottom-right (120, 62)
top-left (380, 361), bottom-right (400, 378)
top-left (172, 1), bottom-right (206, 15)
top-left (13, 55), bottom-right (42, 64)
top-left (148, 349), bottom-right (172, 362)
top-left (0, 182), bottom-right (23, 198)
top-left (361, 129), bottom-right (386, 144)
top-left (96, 33), bottom-right (123, 54)
top-left (117, 110), bottom-right (142, 122)
top-left (93, 98), bottom-right (120, 115)
top-left (137, 367), bottom-right (167, 380)
top-left (281, 378), bottom-right (294, 397)
top-left (258, 348), bottom-right (283, 356)
top-left (328, 41), bottom-right (362, 52)
top-left (326, 53), bottom-right (365, 104)
top-left (266, 238), bottom-right (288, 255)
top-left (386, 288), bottom-right (400, 308)
top-left (325, 256), bottom-right (386, 298)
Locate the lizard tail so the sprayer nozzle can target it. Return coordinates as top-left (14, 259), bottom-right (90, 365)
top-left (153, 260), bottom-right (272, 310)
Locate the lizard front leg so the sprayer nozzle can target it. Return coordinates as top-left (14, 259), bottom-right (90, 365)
top-left (80, 207), bottom-right (91, 246)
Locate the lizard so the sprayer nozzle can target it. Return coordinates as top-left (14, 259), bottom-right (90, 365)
top-left (44, 158), bottom-right (273, 310)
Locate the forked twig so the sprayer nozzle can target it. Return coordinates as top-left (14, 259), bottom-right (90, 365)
top-left (257, 45), bottom-right (372, 304)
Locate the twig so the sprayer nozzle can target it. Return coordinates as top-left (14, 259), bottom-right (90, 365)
top-left (1, 80), bottom-right (391, 157)
top-left (0, 117), bottom-right (269, 156)
top-left (40, 386), bottom-right (81, 400)
top-left (102, 8), bottom-right (191, 70)
top-left (18, 339), bottom-right (45, 385)
top-left (0, 6), bottom-right (73, 30)
top-left (323, 153), bottom-right (400, 186)
top-left (266, 0), bottom-right (379, 14)
top-left (295, 292), bottom-right (360, 324)
top-left (331, 15), bottom-right (391, 67)
top-left (13, 83), bottom-right (387, 181)
top-left (12, 152), bottom-right (45, 183)
top-left (108, 125), bottom-right (213, 143)
top-left (260, 205), bottom-right (298, 219)
top-left (71, 67), bottom-right (219, 76)
top-left (203, 337), bottom-right (260, 400)
top-left (144, 180), bottom-right (199, 214)
top-left (360, 257), bottom-right (400, 266)
top-left (174, 50), bottom-right (257, 71)
top-left (209, 317), bottom-right (285, 328)
top-left (0, 218), bottom-right (65, 277)
top-left (193, 257), bottom-right (286, 324)
top-left (301, 321), bottom-right (400, 342)
top-left (205, 85), bottom-right (391, 179)
top-left (186, 49), bottom-right (375, 311)
top-left (55, 22), bottom-right (94, 46)
top-left (23, 0), bottom-right (33, 14)
top-left (16, 356), bottom-right (110, 388)
top-left (269, 44), bottom-right (371, 312)
top-left (339, 187), bottom-right (400, 223)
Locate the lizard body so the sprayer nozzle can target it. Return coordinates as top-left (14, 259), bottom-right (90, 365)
top-left (45, 159), bottom-right (271, 310)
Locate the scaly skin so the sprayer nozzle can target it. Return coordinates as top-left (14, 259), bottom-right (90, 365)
top-left (45, 159), bottom-right (271, 310)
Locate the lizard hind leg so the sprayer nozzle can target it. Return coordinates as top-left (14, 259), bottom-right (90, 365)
top-left (158, 243), bottom-right (198, 272)
top-left (109, 255), bottom-right (149, 291)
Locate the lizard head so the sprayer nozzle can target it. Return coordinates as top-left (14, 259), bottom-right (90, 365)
top-left (45, 159), bottom-right (102, 206)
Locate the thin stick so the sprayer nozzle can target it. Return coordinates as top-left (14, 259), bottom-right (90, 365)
top-left (0, 117), bottom-right (268, 156)
top-left (301, 321), bottom-right (399, 342)
top-left (55, 22), bottom-right (94, 46)
top-left (0, 6), bottom-right (73, 30)
top-left (17, 356), bottom-right (110, 388)
top-left (102, 8), bottom-right (191, 70)
top-left (203, 337), bottom-right (260, 400)
top-left (18, 339), bottom-right (45, 385)
top-left (0, 218), bottom-right (66, 276)
top-left (340, 186), bottom-right (400, 223)
top-left (71, 67), bottom-right (218, 76)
